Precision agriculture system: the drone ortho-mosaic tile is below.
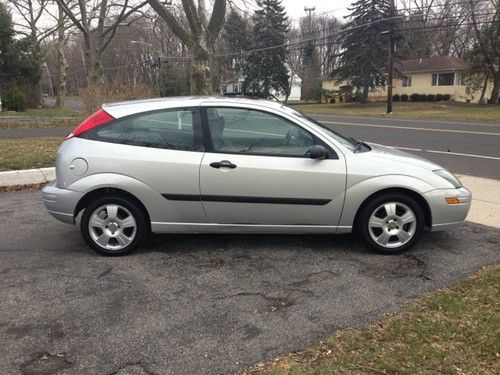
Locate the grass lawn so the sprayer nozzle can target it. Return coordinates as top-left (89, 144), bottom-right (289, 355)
top-left (0, 107), bottom-right (82, 129)
top-left (0, 137), bottom-right (62, 171)
top-left (291, 102), bottom-right (500, 124)
top-left (0, 106), bottom-right (80, 118)
top-left (241, 266), bottom-right (499, 375)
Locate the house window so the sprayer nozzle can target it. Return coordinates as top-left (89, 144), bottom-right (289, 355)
top-left (402, 76), bottom-right (412, 87)
top-left (432, 72), bottom-right (455, 86)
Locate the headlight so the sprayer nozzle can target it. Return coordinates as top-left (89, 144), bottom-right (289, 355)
top-left (433, 169), bottom-right (462, 188)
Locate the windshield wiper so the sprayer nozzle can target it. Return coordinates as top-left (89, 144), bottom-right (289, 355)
top-left (349, 137), bottom-right (364, 152)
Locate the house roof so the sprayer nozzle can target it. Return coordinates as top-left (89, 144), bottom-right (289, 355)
top-left (396, 56), bottom-right (466, 73)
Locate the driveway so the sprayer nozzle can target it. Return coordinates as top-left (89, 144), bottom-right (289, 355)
top-left (1, 189), bottom-right (499, 374)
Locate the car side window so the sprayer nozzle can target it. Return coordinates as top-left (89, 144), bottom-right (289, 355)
top-left (85, 107), bottom-right (203, 151)
top-left (206, 107), bottom-right (318, 157)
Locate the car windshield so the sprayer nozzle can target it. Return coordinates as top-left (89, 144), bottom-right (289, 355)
top-left (282, 106), bottom-right (358, 152)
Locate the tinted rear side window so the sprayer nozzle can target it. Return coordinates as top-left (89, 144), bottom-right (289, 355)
top-left (84, 107), bottom-right (203, 151)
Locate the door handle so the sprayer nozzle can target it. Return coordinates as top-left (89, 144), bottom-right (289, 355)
top-left (210, 160), bottom-right (237, 169)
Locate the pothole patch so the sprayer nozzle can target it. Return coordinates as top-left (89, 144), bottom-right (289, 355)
top-left (20, 352), bottom-right (71, 375)
top-left (268, 297), bottom-right (293, 312)
top-left (359, 254), bottom-right (428, 280)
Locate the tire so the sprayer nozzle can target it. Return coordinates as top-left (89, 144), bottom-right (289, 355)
top-left (357, 193), bottom-right (425, 255)
top-left (81, 196), bottom-right (147, 256)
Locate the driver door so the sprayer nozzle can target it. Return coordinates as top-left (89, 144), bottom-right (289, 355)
top-left (199, 106), bottom-right (346, 226)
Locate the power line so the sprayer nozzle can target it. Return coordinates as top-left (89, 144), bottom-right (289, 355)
top-left (53, 7), bottom-right (498, 78)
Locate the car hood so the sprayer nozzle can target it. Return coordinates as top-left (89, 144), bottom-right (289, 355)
top-left (365, 142), bottom-right (442, 171)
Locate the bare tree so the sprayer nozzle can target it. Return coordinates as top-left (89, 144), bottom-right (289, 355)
top-left (467, 0), bottom-right (499, 104)
top-left (56, 0), bottom-right (148, 84)
top-left (316, 15), bottom-right (341, 76)
top-left (6, 0), bottom-right (58, 43)
top-left (147, 0), bottom-right (227, 94)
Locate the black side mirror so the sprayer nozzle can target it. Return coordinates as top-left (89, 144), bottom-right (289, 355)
top-left (308, 145), bottom-right (329, 160)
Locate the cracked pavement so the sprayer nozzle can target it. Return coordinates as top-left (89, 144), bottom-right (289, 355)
top-left (0, 189), bottom-right (499, 374)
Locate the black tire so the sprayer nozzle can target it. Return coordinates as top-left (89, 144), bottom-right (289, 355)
top-left (80, 196), bottom-right (147, 256)
top-left (357, 193), bottom-right (425, 255)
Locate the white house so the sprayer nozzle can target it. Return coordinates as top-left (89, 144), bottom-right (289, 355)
top-left (220, 71), bottom-right (302, 101)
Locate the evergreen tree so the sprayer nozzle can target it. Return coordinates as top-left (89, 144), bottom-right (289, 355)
top-left (0, 2), bottom-right (16, 91)
top-left (332, 0), bottom-right (390, 103)
top-left (243, 0), bottom-right (289, 98)
top-left (224, 9), bottom-right (250, 76)
top-left (0, 3), bottom-right (42, 106)
top-left (13, 35), bottom-right (42, 107)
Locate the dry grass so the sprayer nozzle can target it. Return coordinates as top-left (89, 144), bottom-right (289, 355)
top-left (0, 137), bottom-right (62, 171)
top-left (291, 102), bottom-right (500, 124)
top-left (240, 266), bottom-right (500, 375)
top-left (0, 182), bottom-right (47, 192)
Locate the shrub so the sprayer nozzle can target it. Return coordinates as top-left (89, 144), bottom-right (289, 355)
top-left (392, 94), bottom-right (400, 101)
top-left (419, 93), bottom-right (427, 101)
top-left (80, 82), bottom-right (155, 114)
top-left (2, 88), bottom-right (28, 112)
top-left (442, 94), bottom-right (451, 101)
top-left (410, 93), bottom-right (420, 102)
top-left (400, 94), bottom-right (408, 102)
top-left (427, 94), bottom-right (435, 101)
top-left (329, 98), bottom-right (336, 104)
top-left (435, 93), bottom-right (444, 101)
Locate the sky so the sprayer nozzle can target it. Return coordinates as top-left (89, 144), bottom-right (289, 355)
top-left (11, 0), bottom-right (357, 32)
top-left (233, 0), bottom-right (354, 24)
top-left (280, 0), bottom-right (353, 21)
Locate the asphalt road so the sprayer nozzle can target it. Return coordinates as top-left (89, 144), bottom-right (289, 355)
top-left (1, 189), bottom-right (499, 374)
top-left (311, 114), bottom-right (500, 180)
top-left (1, 113), bottom-right (499, 179)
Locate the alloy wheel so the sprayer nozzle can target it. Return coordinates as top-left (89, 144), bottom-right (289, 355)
top-left (88, 204), bottom-right (137, 251)
top-left (367, 202), bottom-right (417, 249)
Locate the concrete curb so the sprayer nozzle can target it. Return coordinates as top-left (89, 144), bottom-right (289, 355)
top-left (0, 167), bottom-right (55, 187)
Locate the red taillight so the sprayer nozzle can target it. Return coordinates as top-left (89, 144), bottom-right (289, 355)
top-left (67, 109), bottom-right (114, 139)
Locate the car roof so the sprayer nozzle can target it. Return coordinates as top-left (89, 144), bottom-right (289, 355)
top-left (102, 96), bottom-right (286, 118)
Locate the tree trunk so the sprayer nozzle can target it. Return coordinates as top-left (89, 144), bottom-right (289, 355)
top-left (55, 48), bottom-right (67, 107)
top-left (189, 43), bottom-right (212, 95)
top-left (362, 82), bottom-right (369, 103)
top-left (489, 71), bottom-right (500, 105)
top-left (478, 75), bottom-right (488, 105)
top-left (55, 4), bottom-right (67, 108)
top-left (83, 34), bottom-right (102, 85)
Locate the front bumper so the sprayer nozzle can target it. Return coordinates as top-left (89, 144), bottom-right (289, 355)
top-left (424, 187), bottom-right (472, 231)
top-left (41, 180), bottom-right (84, 224)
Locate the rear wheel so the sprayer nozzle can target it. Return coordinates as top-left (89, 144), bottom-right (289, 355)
top-left (81, 196), bottom-right (147, 256)
top-left (358, 193), bottom-right (425, 254)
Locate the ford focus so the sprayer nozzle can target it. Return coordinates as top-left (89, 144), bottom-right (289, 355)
top-left (42, 97), bottom-right (471, 256)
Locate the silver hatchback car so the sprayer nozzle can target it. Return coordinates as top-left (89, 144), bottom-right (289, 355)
top-left (42, 97), bottom-right (471, 256)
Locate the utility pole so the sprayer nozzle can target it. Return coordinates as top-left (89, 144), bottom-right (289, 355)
top-left (304, 6), bottom-right (316, 29)
top-left (387, 0), bottom-right (395, 114)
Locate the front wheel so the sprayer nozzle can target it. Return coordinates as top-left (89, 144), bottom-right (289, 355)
top-left (81, 196), bottom-right (147, 256)
top-left (358, 193), bottom-right (425, 254)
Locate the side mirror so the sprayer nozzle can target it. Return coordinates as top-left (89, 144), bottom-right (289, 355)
top-left (308, 145), bottom-right (329, 160)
